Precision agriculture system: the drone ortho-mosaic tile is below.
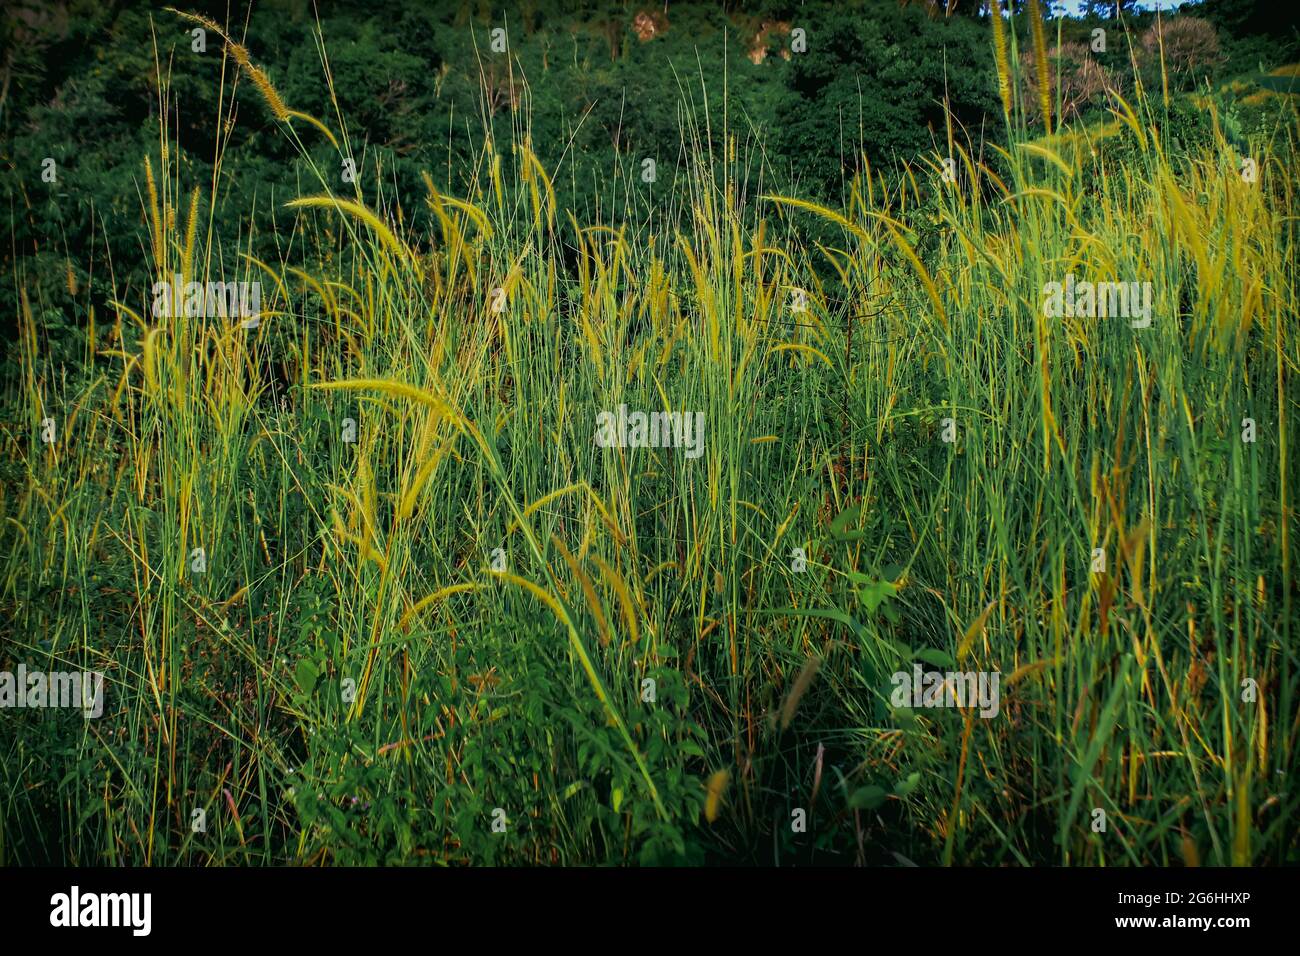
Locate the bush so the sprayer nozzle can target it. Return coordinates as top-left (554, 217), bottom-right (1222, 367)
top-left (1141, 17), bottom-right (1225, 90)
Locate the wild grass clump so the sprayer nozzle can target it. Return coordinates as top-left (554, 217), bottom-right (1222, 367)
top-left (1, 10), bottom-right (1295, 866)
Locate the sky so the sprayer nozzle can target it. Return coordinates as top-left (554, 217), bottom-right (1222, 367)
top-left (1055, 0), bottom-right (1194, 12)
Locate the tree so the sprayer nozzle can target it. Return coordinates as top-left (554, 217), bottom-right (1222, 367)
top-left (1078, 1), bottom-right (1140, 20)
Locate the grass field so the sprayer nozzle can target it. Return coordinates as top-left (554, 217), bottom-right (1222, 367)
top-left (2, 7), bottom-right (1297, 866)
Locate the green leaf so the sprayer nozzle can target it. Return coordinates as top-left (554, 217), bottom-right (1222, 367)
top-left (913, 647), bottom-right (956, 668)
top-left (828, 503), bottom-right (862, 536)
top-left (856, 578), bottom-right (898, 614)
top-left (848, 785), bottom-right (887, 810)
top-left (894, 771), bottom-right (921, 798)
top-left (882, 637), bottom-right (912, 660)
top-left (829, 504), bottom-right (867, 540)
top-left (561, 781), bottom-right (587, 800)
top-left (892, 706), bottom-right (919, 730)
top-left (294, 659), bottom-right (320, 693)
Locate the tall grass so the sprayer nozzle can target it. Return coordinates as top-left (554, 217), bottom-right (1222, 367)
top-left (1, 11), bottom-right (1295, 866)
